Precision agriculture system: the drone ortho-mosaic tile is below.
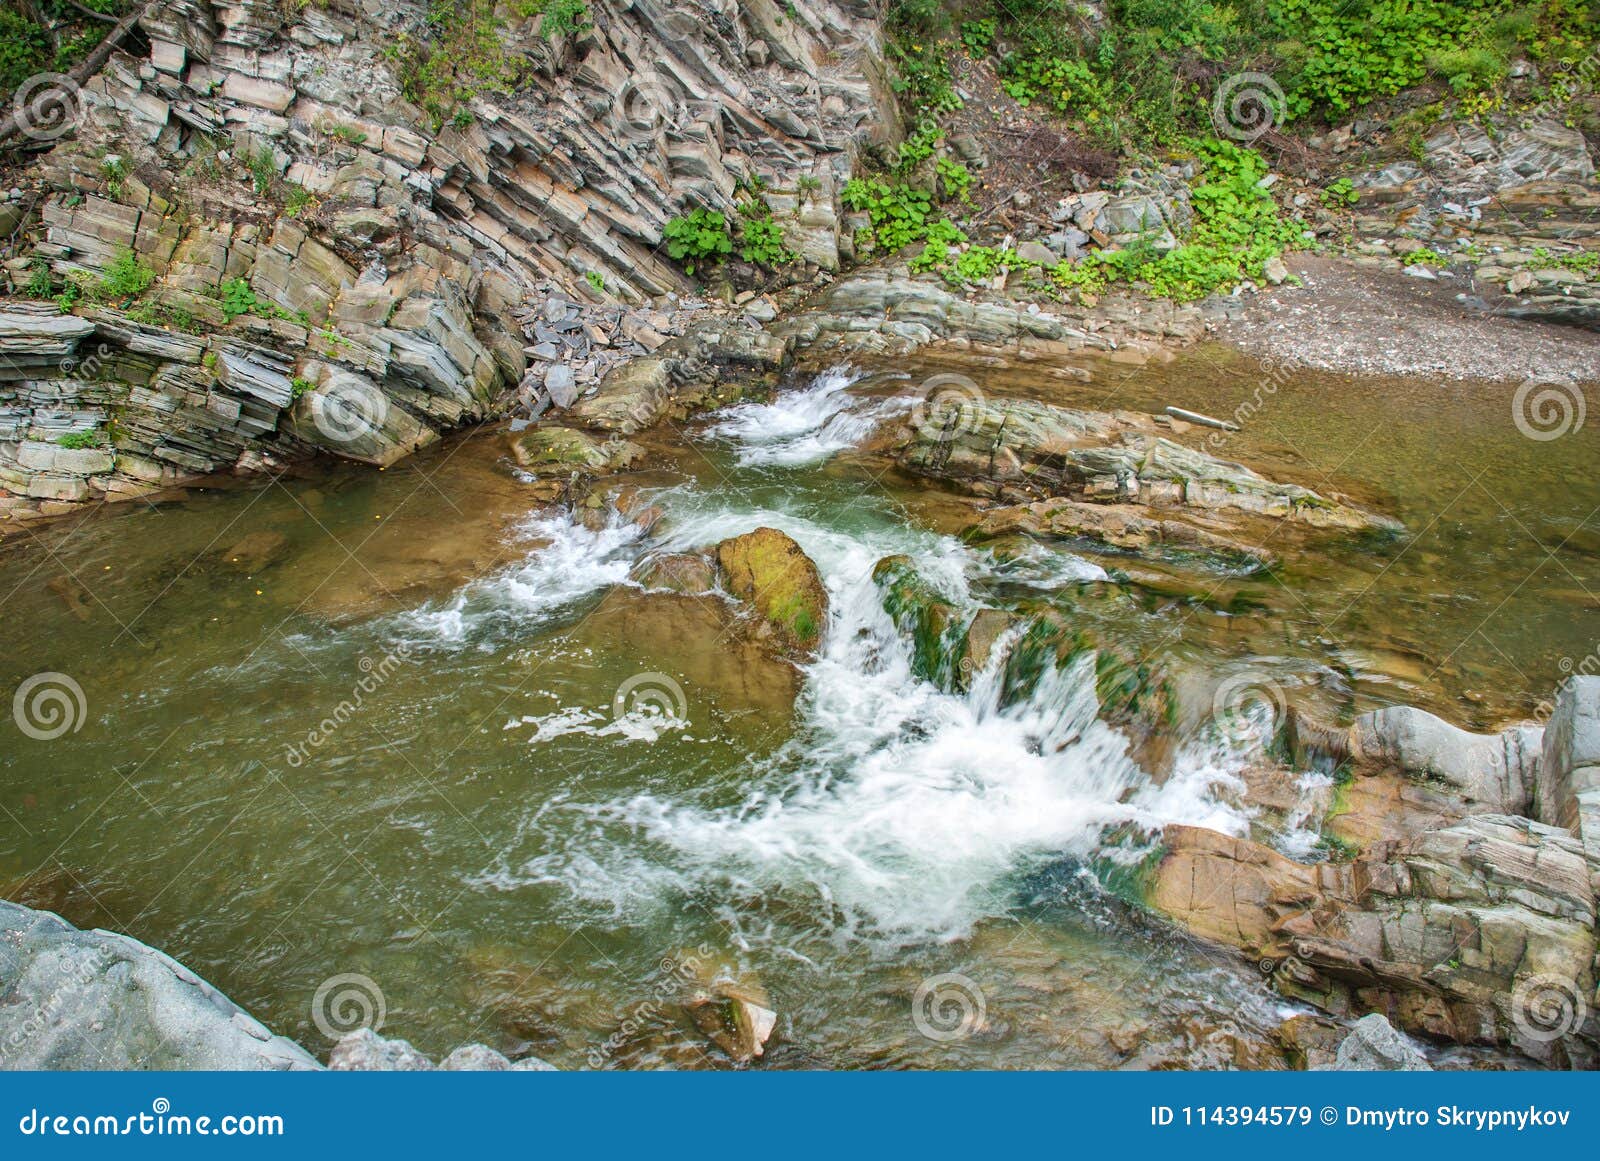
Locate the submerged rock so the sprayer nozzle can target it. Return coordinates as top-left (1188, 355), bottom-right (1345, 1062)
top-left (508, 427), bottom-right (644, 476)
top-left (897, 396), bottom-right (1396, 549)
top-left (0, 900), bottom-right (319, 1070)
top-left (715, 528), bottom-right (828, 655)
top-left (630, 552), bottom-right (719, 595)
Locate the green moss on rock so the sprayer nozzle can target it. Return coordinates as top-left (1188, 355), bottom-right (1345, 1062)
top-left (715, 527), bottom-right (828, 655)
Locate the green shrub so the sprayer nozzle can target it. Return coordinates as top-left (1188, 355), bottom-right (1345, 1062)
top-left (56, 430), bottom-right (103, 450)
top-left (736, 203), bottom-right (794, 267)
top-left (662, 208), bottom-right (734, 274)
top-left (516, 0), bottom-right (590, 38)
top-left (100, 249), bottom-right (156, 299)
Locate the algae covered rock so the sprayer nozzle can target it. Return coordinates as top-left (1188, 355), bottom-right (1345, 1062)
top-left (508, 426), bottom-right (643, 476)
top-left (715, 527), bottom-right (828, 655)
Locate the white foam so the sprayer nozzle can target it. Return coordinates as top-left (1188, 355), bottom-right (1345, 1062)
top-left (394, 509), bottom-right (646, 645)
top-left (477, 495), bottom-right (1253, 945)
top-left (706, 366), bottom-right (906, 467)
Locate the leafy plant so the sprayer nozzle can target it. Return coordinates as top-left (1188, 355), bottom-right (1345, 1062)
top-left (662, 207), bottom-right (734, 274)
top-left (1320, 177), bottom-right (1358, 209)
top-left (291, 377), bottom-right (314, 400)
top-left (56, 430), bottom-right (104, 450)
top-left (517, 0), bottom-right (590, 38)
top-left (100, 248), bottom-right (155, 299)
top-left (245, 147), bottom-right (278, 197)
top-left (285, 186), bottom-right (314, 218)
top-left (100, 156), bottom-right (128, 200)
top-left (585, 270), bottom-right (606, 294)
top-left (736, 202), bottom-right (794, 267)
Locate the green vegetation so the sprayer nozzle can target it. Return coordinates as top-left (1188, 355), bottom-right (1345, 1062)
top-left (100, 248), bottom-right (155, 298)
top-left (284, 185), bottom-right (314, 218)
top-left (290, 377), bottom-right (314, 400)
top-left (584, 270), bottom-right (606, 295)
top-left (55, 430), bottom-right (104, 450)
top-left (663, 201), bottom-right (797, 276)
top-left (100, 156), bottom-right (128, 200)
top-left (384, 0), bottom-right (523, 129)
top-left (884, 1), bottom-right (1600, 150)
top-left (0, 0), bottom-right (126, 93)
top-left (326, 124), bottom-right (369, 146)
top-left (516, 0), bottom-right (590, 38)
top-left (663, 207), bottom-right (734, 275)
top-left (245, 147), bottom-right (278, 197)
top-left (217, 278), bottom-right (311, 326)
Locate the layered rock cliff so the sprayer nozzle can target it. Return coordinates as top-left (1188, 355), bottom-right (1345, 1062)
top-left (0, 0), bottom-right (897, 520)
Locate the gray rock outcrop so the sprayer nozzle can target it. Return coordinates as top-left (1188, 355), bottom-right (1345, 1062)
top-left (1329, 1013), bottom-right (1432, 1071)
top-left (0, 900), bottom-right (319, 1070)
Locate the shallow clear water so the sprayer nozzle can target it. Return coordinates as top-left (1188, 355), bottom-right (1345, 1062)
top-left (1, 348), bottom-right (1594, 1069)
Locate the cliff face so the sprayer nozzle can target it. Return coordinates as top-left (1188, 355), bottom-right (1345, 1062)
top-left (0, 0), bottom-right (896, 521)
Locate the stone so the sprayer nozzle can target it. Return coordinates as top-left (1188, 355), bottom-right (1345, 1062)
top-left (1015, 240), bottom-right (1060, 268)
top-left (1329, 1014), bottom-right (1431, 1071)
top-left (438, 1044), bottom-right (513, 1070)
top-left (715, 527), bottom-right (828, 655)
top-left (1263, 256), bottom-right (1289, 285)
top-left (508, 426), bottom-right (642, 475)
top-left (327, 1028), bottom-right (433, 1071)
top-left (0, 900), bottom-right (320, 1070)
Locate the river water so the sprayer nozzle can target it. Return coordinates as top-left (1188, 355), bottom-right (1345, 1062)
top-left (1, 346), bottom-right (1594, 1068)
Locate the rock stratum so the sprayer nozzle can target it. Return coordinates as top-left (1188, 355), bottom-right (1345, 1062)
top-left (0, 0), bottom-right (896, 520)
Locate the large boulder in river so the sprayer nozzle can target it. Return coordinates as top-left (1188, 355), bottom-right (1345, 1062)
top-left (0, 901), bottom-right (319, 1070)
top-left (715, 528), bottom-right (828, 655)
top-left (898, 396), bottom-right (1396, 535)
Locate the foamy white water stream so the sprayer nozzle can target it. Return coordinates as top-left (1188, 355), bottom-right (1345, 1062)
top-left (469, 369), bottom-right (1258, 945)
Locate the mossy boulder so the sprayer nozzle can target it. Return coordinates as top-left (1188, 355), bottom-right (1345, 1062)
top-left (508, 426), bottom-right (643, 476)
top-left (871, 554), bottom-right (968, 689)
top-left (715, 527), bottom-right (828, 655)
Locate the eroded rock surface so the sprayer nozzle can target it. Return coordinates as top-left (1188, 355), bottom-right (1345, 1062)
top-left (0, 900), bottom-right (318, 1070)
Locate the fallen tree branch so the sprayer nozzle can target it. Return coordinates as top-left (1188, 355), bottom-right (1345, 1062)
top-left (0, 1), bottom-right (155, 147)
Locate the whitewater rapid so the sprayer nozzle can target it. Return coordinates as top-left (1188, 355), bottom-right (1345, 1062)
top-left (457, 369), bottom-right (1260, 945)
